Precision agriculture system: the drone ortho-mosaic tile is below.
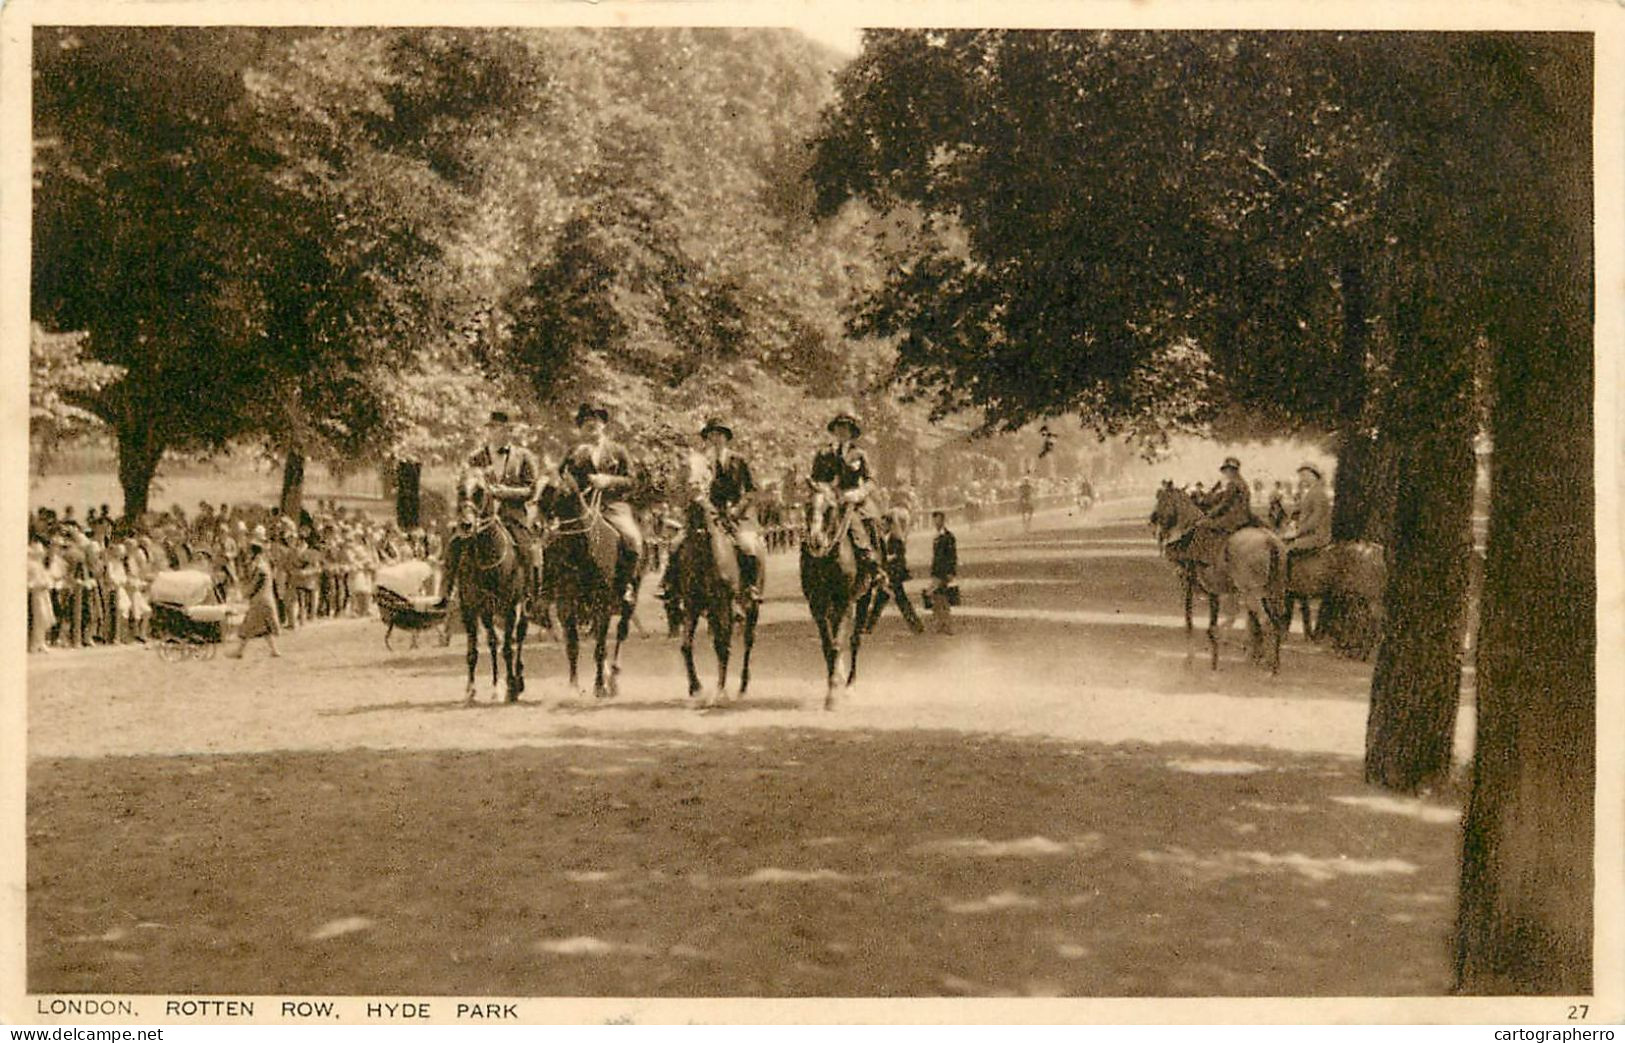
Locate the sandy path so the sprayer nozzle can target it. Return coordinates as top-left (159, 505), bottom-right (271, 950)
top-left (28, 502), bottom-right (1475, 763)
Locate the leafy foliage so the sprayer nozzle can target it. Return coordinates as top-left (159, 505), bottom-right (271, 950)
top-left (809, 31), bottom-right (1406, 446)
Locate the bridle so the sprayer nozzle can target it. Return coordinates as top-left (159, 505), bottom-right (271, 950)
top-left (458, 473), bottom-right (515, 573)
top-left (804, 482), bottom-right (854, 560)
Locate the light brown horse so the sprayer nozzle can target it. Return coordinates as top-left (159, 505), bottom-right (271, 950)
top-left (1284, 542), bottom-right (1387, 644)
top-left (1151, 485), bottom-right (1288, 673)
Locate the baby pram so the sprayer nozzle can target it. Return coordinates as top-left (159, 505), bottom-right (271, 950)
top-left (374, 560), bottom-right (450, 650)
top-left (149, 568), bottom-right (240, 662)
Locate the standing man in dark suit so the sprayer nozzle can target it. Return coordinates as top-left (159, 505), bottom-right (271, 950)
top-left (928, 509), bottom-right (959, 634)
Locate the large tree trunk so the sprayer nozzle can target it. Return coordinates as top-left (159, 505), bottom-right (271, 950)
top-left (1364, 251), bottom-right (1476, 793)
top-left (1324, 256), bottom-right (1399, 657)
top-left (279, 447), bottom-right (306, 521)
top-left (395, 459), bottom-right (423, 529)
top-left (1455, 37), bottom-right (1594, 994)
top-left (115, 421), bottom-right (165, 521)
top-left (1330, 260), bottom-right (1372, 542)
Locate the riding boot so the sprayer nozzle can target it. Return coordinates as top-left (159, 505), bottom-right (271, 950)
top-left (616, 549), bottom-right (640, 608)
top-left (656, 543), bottom-right (681, 602)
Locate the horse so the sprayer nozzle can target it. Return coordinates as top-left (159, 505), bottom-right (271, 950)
top-left (1150, 484), bottom-right (1288, 673)
top-left (664, 465), bottom-right (761, 704)
top-left (1283, 541), bottom-right (1387, 645)
top-left (452, 473), bottom-right (530, 703)
top-left (799, 479), bottom-right (879, 709)
top-left (540, 479), bottom-right (639, 699)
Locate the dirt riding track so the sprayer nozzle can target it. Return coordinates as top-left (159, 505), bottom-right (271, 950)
top-left (27, 501), bottom-right (1475, 997)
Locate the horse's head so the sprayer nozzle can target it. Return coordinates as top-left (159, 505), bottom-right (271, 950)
top-left (804, 479), bottom-right (842, 555)
top-left (1151, 484), bottom-right (1197, 541)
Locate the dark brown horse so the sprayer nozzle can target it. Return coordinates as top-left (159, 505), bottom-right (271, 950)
top-left (1151, 484), bottom-right (1288, 673)
top-left (541, 482), bottom-right (639, 699)
top-left (665, 495), bottom-right (761, 705)
top-left (453, 474), bottom-right (529, 703)
top-left (799, 480), bottom-right (878, 709)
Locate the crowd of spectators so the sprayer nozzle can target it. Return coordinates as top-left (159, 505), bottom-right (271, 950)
top-left (25, 498), bottom-right (449, 654)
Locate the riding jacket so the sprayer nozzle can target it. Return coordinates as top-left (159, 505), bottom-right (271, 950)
top-left (467, 444), bottom-right (540, 529)
top-left (706, 451), bottom-right (756, 519)
top-left (1290, 481), bottom-right (1332, 552)
top-left (560, 440), bottom-right (635, 504)
top-left (809, 442), bottom-right (879, 521)
top-left (1199, 474), bottom-right (1252, 534)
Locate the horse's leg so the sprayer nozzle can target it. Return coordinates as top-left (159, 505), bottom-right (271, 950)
top-left (563, 609), bottom-right (582, 694)
top-left (513, 606), bottom-right (528, 698)
top-left (592, 606), bottom-right (612, 699)
top-left (464, 611), bottom-right (479, 703)
top-left (848, 584), bottom-right (877, 686)
top-left (828, 597), bottom-right (855, 710)
top-left (680, 600), bottom-right (703, 699)
top-left (812, 610), bottom-right (838, 707)
top-left (1208, 592), bottom-right (1221, 671)
top-left (1183, 570), bottom-right (1195, 665)
top-left (738, 601), bottom-right (758, 697)
top-left (501, 609), bottom-right (515, 702)
top-left (486, 615), bottom-right (500, 696)
top-left (384, 622), bottom-right (394, 651)
top-left (711, 595), bottom-right (732, 700)
top-left (608, 598), bottom-right (634, 698)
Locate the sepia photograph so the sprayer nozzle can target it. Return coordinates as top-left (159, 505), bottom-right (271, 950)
top-left (4, 1), bottom-right (1620, 1025)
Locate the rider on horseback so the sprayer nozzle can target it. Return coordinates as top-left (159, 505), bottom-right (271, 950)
top-left (809, 411), bottom-right (884, 575)
top-left (1172, 456), bottom-right (1254, 568)
top-left (656, 416), bottom-right (764, 611)
top-left (438, 409), bottom-right (541, 609)
top-left (559, 402), bottom-right (643, 608)
top-left (1285, 462), bottom-right (1332, 566)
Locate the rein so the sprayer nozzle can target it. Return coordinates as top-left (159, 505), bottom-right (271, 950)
top-left (551, 488), bottom-right (607, 539)
top-left (806, 493), bottom-right (855, 561)
top-left (469, 516), bottom-right (514, 573)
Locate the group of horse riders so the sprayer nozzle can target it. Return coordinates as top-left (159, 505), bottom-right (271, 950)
top-left (1167, 456), bottom-right (1332, 574)
top-left (438, 403), bottom-right (891, 615)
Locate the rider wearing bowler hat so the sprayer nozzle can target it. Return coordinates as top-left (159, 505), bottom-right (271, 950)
top-left (1182, 456), bottom-right (1253, 568)
top-left (809, 411), bottom-right (885, 572)
top-left (1287, 462), bottom-right (1332, 559)
top-left (559, 402), bottom-right (644, 607)
top-left (439, 408), bottom-right (542, 608)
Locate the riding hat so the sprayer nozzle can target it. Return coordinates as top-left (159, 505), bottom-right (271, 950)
top-left (1297, 462), bottom-right (1323, 479)
top-left (1220, 456), bottom-right (1242, 472)
top-left (575, 402), bottom-right (610, 426)
top-left (488, 409), bottom-right (511, 425)
top-left (827, 411), bottom-right (862, 438)
top-left (700, 417), bottom-right (733, 440)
